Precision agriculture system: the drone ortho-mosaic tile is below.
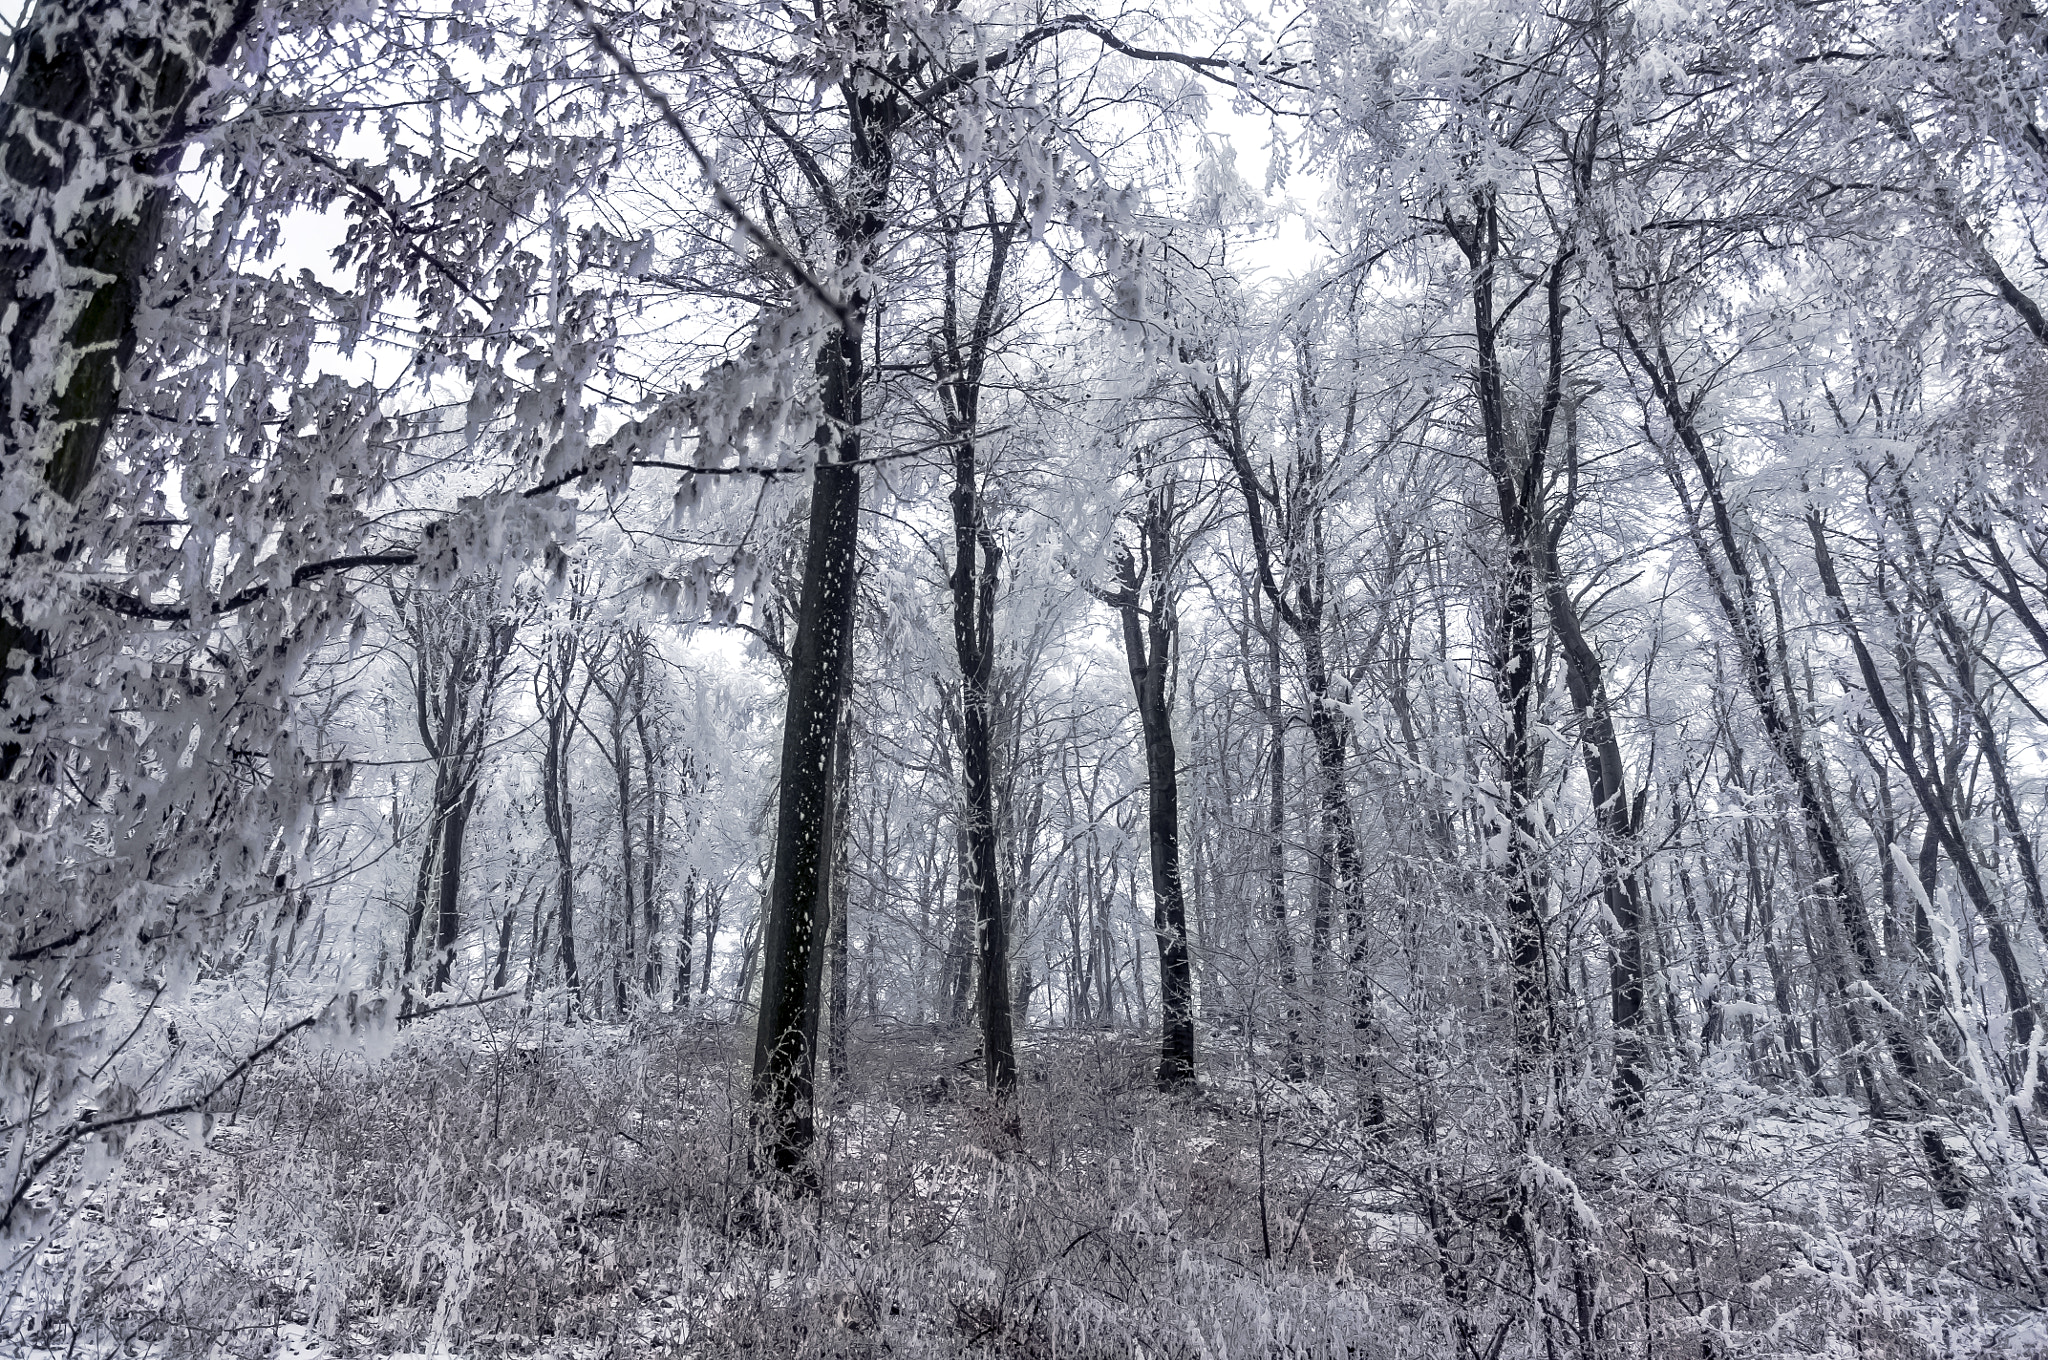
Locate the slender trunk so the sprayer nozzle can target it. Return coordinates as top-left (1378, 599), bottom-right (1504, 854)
top-left (1110, 483), bottom-right (1196, 1091)
top-left (676, 871), bottom-right (697, 1011)
top-left (1619, 315), bottom-right (1965, 1203)
top-left (633, 664), bottom-right (663, 1000)
top-left (1728, 736), bottom-right (1823, 1090)
top-left (539, 633), bottom-right (583, 1016)
top-left (1263, 607), bottom-right (1303, 1079)
top-left (936, 198), bottom-right (1024, 1099)
top-left (493, 890), bottom-right (518, 993)
top-left (431, 785), bottom-right (477, 993)
top-left (608, 699), bottom-right (638, 1015)
top-left (701, 879), bottom-right (720, 999)
top-left (1547, 570), bottom-right (1649, 1107)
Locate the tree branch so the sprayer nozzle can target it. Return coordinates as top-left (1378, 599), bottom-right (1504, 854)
top-left (578, 3), bottom-right (851, 328)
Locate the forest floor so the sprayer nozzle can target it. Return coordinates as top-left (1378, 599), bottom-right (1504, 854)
top-left (1, 1000), bottom-right (2042, 1359)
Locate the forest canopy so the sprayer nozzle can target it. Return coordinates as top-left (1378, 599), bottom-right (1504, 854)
top-left (4, 0), bottom-right (2048, 1354)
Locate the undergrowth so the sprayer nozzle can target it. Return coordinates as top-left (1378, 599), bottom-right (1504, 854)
top-left (2, 1001), bottom-right (2042, 1358)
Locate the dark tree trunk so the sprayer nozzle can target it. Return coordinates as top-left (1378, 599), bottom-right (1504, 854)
top-left (827, 713), bottom-right (853, 1088)
top-left (0, 0), bottom-right (258, 778)
top-left (632, 649), bottom-right (664, 1000)
top-left (431, 787), bottom-right (478, 993)
top-left (1539, 422), bottom-right (1650, 1111)
top-left (538, 623), bottom-right (584, 1017)
top-left (1453, 203), bottom-right (1568, 1093)
top-left (492, 882), bottom-right (520, 993)
top-left (1107, 479), bottom-right (1196, 1092)
top-left (400, 589), bottom-right (517, 1002)
top-left (676, 870), bottom-right (697, 1011)
top-left (701, 876), bottom-right (721, 1001)
top-left (935, 195), bottom-right (1024, 1099)
top-left (749, 324), bottom-right (867, 1179)
top-left (947, 855), bottom-right (975, 1022)
top-left (1262, 608), bottom-right (1304, 1079)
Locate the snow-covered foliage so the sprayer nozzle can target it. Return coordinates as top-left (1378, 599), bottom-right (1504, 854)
top-left (6, 0), bottom-right (2048, 1352)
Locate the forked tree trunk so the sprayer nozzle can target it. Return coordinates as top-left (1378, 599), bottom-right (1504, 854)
top-left (1539, 428), bottom-right (1650, 1111)
top-left (1106, 478), bottom-right (1196, 1092)
top-left (936, 195), bottom-right (1024, 1099)
top-left (1453, 201), bottom-right (1568, 1099)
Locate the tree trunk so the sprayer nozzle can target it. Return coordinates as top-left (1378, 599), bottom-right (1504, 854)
top-left (1109, 480), bottom-right (1196, 1092)
top-left (0, 0), bottom-right (257, 778)
top-left (749, 322), bottom-right (867, 1179)
top-left (1452, 202), bottom-right (1569, 1104)
top-left (431, 785), bottom-right (478, 993)
top-left (1539, 436), bottom-right (1650, 1108)
top-left (826, 683), bottom-right (854, 1088)
top-left (1259, 599), bottom-right (1304, 1080)
top-left (632, 653), bottom-right (664, 1000)
top-left (676, 870), bottom-right (697, 1011)
top-left (538, 624), bottom-right (584, 1018)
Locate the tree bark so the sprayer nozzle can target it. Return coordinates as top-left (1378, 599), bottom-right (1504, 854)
top-left (1538, 423), bottom-right (1650, 1111)
top-left (937, 196), bottom-right (1024, 1098)
top-left (1108, 478), bottom-right (1196, 1092)
top-left (750, 324), bottom-right (867, 1179)
top-left (1453, 202), bottom-right (1570, 1095)
top-left (0, 0), bottom-right (258, 778)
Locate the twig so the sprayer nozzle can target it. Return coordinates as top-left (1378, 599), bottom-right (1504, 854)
top-left (576, 3), bottom-right (851, 329)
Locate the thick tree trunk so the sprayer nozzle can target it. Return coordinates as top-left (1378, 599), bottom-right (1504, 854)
top-left (431, 787), bottom-right (478, 993)
top-left (945, 812), bottom-right (976, 1024)
top-left (0, 0), bottom-right (258, 778)
top-left (405, 796), bottom-right (451, 979)
top-left (749, 321), bottom-right (866, 1179)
